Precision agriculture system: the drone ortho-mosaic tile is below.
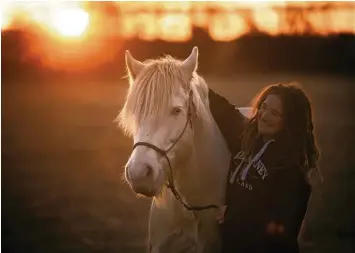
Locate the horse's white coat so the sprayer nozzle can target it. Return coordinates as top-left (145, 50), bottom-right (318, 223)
top-left (118, 47), bottom-right (233, 253)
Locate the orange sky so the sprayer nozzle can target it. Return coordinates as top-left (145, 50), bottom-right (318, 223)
top-left (2, 1), bottom-right (355, 41)
top-left (1, 1), bottom-right (355, 72)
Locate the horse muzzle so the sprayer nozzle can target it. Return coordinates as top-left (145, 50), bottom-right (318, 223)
top-left (125, 159), bottom-right (163, 197)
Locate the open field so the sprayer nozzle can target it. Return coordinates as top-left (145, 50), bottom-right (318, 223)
top-left (2, 73), bottom-right (355, 253)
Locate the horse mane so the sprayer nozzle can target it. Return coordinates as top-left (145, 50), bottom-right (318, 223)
top-left (117, 55), bottom-right (212, 137)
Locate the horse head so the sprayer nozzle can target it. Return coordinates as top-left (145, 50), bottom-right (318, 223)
top-left (118, 47), bottom-right (209, 198)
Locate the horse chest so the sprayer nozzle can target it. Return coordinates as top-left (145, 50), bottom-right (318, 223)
top-left (149, 201), bottom-right (206, 253)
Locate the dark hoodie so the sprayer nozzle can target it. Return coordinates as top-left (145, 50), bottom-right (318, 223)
top-left (208, 88), bottom-right (311, 253)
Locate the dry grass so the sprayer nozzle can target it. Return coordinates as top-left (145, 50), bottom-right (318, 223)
top-left (2, 73), bottom-right (355, 253)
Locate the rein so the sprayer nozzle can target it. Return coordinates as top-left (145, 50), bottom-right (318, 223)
top-left (132, 90), bottom-right (219, 211)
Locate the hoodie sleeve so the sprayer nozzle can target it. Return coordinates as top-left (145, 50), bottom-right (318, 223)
top-left (208, 88), bottom-right (247, 154)
top-left (264, 166), bottom-right (312, 252)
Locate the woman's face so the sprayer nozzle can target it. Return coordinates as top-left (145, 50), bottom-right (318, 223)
top-left (257, 94), bottom-right (284, 139)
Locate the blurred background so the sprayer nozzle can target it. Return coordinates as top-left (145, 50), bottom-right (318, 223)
top-left (2, 1), bottom-right (355, 253)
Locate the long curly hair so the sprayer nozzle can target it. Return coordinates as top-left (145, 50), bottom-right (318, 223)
top-left (241, 82), bottom-right (321, 180)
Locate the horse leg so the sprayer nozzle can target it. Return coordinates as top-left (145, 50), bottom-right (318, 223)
top-left (155, 228), bottom-right (197, 253)
top-left (148, 199), bottom-right (199, 253)
top-left (194, 211), bottom-right (223, 253)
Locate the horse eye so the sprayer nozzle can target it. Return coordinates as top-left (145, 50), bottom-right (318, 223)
top-left (172, 107), bottom-right (182, 116)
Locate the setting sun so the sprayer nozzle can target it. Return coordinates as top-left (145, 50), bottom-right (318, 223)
top-left (51, 8), bottom-right (89, 37)
top-left (0, 4), bottom-right (14, 30)
top-left (1, 1), bottom-right (355, 72)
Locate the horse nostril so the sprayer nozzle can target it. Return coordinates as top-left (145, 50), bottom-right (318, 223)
top-left (143, 163), bottom-right (153, 177)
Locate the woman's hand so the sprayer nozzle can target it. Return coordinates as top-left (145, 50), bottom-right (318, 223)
top-left (215, 205), bottom-right (227, 224)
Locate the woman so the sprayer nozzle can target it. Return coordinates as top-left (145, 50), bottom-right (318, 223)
top-left (208, 83), bottom-right (321, 253)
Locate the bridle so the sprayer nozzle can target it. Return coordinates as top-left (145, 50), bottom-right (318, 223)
top-left (132, 90), bottom-right (219, 211)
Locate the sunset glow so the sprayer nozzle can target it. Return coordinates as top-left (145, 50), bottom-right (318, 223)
top-left (1, 1), bottom-right (355, 72)
top-left (160, 14), bottom-right (192, 42)
top-left (1, 2), bottom-right (89, 37)
top-left (1, 11), bottom-right (11, 29)
top-left (51, 8), bottom-right (89, 37)
top-left (209, 13), bottom-right (247, 41)
top-left (2, 1), bottom-right (355, 41)
top-left (1, 3), bottom-right (15, 30)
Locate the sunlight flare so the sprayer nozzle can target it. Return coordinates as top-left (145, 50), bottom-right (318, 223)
top-left (51, 8), bottom-right (89, 37)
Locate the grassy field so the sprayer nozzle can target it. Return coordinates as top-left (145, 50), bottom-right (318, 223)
top-left (2, 73), bottom-right (355, 253)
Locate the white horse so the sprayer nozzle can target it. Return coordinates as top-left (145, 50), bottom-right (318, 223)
top-left (118, 47), bottom-right (250, 253)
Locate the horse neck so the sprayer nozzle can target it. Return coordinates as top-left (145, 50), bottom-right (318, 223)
top-left (174, 115), bottom-right (231, 206)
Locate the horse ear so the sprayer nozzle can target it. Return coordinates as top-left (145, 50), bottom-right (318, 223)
top-left (125, 50), bottom-right (145, 79)
top-left (181, 46), bottom-right (198, 81)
